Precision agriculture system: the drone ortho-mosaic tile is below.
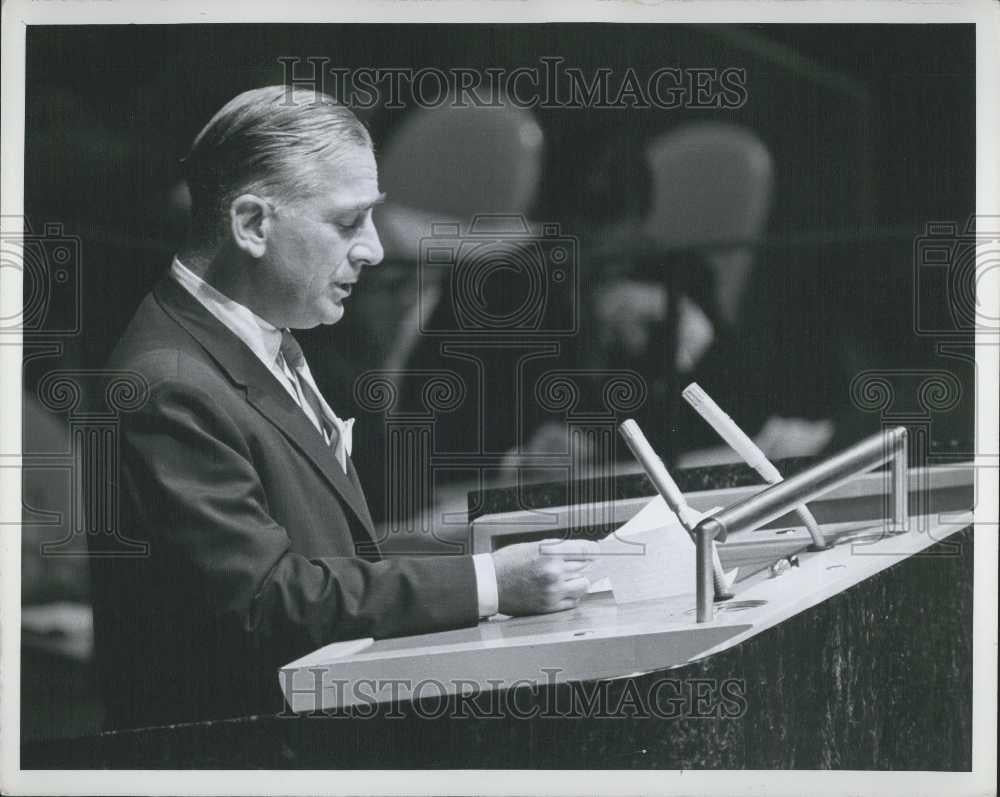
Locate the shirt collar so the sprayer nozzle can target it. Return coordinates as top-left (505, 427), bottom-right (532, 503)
top-left (170, 257), bottom-right (284, 366)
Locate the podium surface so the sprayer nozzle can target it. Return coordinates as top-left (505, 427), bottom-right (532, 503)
top-left (280, 463), bottom-right (972, 713)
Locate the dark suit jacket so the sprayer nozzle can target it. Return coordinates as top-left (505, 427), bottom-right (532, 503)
top-left (91, 275), bottom-right (478, 729)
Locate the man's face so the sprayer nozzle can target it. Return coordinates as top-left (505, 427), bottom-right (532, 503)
top-left (259, 145), bottom-right (385, 328)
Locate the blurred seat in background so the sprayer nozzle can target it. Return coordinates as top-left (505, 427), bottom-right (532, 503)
top-left (312, 96), bottom-right (545, 383)
top-left (589, 122), bottom-right (832, 465)
top-left (369, 96), bottom-right (546, 374)
top-left (379, 95), bottom-right (544, 221)
top-left (313, 99), bottom-right (550, 542)
top-left (586, 121), bottom-right (774, 371)
top-left (644, 121), bottom-right (774, 329)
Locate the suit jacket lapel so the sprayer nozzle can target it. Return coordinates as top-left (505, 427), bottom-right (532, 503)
top-left (153, 276), bottom-right (377, 543)
top-left (243, 385), bottom-right (377, 543)
top-left (344, 455), bottom-right (378, 557)
top-left (345, 456), bottom-right (374, 529)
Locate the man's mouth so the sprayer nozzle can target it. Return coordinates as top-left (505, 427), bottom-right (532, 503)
top-left (333, 281), bottom-right (355, 296)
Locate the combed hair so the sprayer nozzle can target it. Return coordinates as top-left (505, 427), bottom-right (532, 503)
top-left (182, 85), bottom-right (372, 243)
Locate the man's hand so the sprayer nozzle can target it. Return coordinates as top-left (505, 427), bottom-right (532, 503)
top-left (492, 539), bottom-right (599, 616)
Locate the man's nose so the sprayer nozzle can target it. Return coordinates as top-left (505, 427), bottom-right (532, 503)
top-left (351, 215), bottom-right (384, 268)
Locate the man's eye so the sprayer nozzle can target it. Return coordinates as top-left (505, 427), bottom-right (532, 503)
top-left (336, 214), bottom-right (363, 231)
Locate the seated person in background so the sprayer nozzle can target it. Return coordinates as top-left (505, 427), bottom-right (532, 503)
top-left (22, 391), bottom-right (94, 662)
top-left (588, 268), bottom-right (834, 468)
top-left (22, 392), bottom-right (91, 608)
top-left (91, 85), bottom-right (597, 730)
top-left (578, 132), bottom-right (834, 468)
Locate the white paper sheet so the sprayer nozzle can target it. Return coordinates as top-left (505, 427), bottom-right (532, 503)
top-left (589, 496), bottom-right (725, 604)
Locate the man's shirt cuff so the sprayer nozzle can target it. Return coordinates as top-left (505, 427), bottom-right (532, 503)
top-left (472, 553), bottom-right (499, 618)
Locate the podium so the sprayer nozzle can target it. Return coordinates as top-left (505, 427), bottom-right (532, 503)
top-left (24, 456), bottom-right (974, 769)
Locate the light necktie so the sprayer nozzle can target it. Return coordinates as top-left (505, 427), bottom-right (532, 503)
top-left (278, 330), bottom-right (348, 472)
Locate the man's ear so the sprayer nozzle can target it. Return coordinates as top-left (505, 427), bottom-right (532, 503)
top-left (229, 195), bottom-right (271, 258)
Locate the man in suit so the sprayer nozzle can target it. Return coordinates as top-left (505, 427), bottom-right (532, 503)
top-left (91, 85), bottom-right (597, 729)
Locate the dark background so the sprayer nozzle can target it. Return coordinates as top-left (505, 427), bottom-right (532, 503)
top-left (22, 23), bottom-right (975, 437)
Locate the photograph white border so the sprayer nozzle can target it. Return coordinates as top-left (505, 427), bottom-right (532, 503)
top-left (2, 1), bottom-right (997, 794)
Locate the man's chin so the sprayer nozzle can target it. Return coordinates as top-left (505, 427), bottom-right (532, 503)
top-left (320, 304), bottom-right (346, 326)
top-left (291, 306), bottom-right (344, 329)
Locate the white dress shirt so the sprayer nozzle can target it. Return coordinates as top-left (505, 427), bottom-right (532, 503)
top-left (170, 258), bottom-right (498, 618)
